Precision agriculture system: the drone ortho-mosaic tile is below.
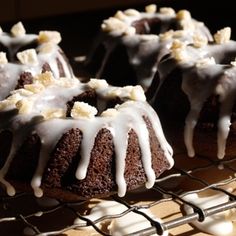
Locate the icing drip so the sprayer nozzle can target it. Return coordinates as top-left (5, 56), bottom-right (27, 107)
top-left (0, 77), bottom-right (173, 197)
top-left (217, 115), bottom-right (231, 159)
top-left (183, 96), bottom-right (206, 157)
top-left (217, 70), bottom-right (236, 159)
top-left (126, 106), bottom-right (156, 189)
top-left (184, 110), bottom-right (198, 157)
top-left (0, 112), bottom-right (39, 194)
top-left (31, 119), bottom-right (79, 197)
top-left (144, 102), bottom-right (174, 166)
top-left (111, 113), bottom-right (130, 197)
top-left (183, 192), bottom-right (236, 235)
top-left (0, 34), bottom-right (37, 60)
top-left (75, 121), bottom-right (104, 180)
top-left (74, 200), bottom-right (168, 236)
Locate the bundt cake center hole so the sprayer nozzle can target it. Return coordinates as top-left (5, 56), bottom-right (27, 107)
top-left (66, 90), bottom-right (124, 117)
top-left (98, 97), bottom-right (123, 114)
top-left (131, 18), bottom-right (178, 35)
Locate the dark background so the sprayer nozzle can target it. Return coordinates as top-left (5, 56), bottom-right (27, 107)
top-left (1, 0), bottom-right (235, 72)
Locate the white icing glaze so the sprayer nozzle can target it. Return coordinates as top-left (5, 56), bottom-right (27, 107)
top-left (157, 40), bottom-right (236, 159)
top-left (86, 6), bottom-right (212, 91)
top-left (184, 43), bottom-right (236, 159)
top-left (0, 25), bottom-right (74, 101)
top-left (183, 192), bottom-right (236, 235)
top-left (74, 200), bottom-right (168, 236)
top-left (0, 77), bottom-right (173, 198)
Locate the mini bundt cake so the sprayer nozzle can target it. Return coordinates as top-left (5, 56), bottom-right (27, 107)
top-left (0, 73), bottom-right (173, 201)
top-left (151, 26), bottom-right (236, 159)
top-left (0, 22), bottom-right (74, 100)
top-left (84, 5), bottom-right (212, 91)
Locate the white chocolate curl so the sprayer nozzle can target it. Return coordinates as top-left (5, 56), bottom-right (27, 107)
top-left (11, 22), bottom-right (26, 37)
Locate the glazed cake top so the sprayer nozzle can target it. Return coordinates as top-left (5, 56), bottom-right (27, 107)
top-left (0, 22), bottom-right (73, 100)
top-left (0, 73), bottom-right (173, 198)
top-left (158, 26), bottom-right (236, 159)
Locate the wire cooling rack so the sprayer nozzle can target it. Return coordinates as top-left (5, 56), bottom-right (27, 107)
top-left (1, 153), bottom-right (236, 236)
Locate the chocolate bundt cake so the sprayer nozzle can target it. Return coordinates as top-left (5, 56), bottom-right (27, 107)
top-left (0, 22), bottom-right (74, 100)
top-left (84, 5), bottom-right (212, 91)
top-left (151, 26), bottom-right (236, 159)
top-left (0, 73), bottom-right (173, 201)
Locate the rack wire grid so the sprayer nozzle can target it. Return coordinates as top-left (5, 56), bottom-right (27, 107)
top-left (1, 152), bottom-right (236, 236)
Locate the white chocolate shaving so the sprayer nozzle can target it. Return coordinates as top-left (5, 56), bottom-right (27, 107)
top-left (193, 34), bottom-right (208, 48)
top-left (11, 88), bottom-right (33, 97)
top-left (171, 39), bottom-right (186, 50)
top-left (139, 34), bottom-right (159, 41)
top-left (8, 93), bottom-right (23, 101)
top-left (124, 9), bottom-right (140, 16)
top-left (160, 7), bottom-right (175, 16)
top-left (130, 85), bottom-right (146, 101)
top-left (172, 49), bottom-right (189, 62)
top-left (55, 77), bottom-right (77, 88)
top-left (11, 22), bottom-right (26, 37)
top-left (17, 49), bottom-right (38, 66)
top-left (145, 4), bottom-right (157, 14)
top-left (24, 84), bottom-right (45, 94)
top-left (102, 17), bottom-right (127, 33)
top-left (0, 52), bottom-right (8, 64)
top-left (125, 26), bottom-right (136, 36)
top-left (102, 18), bottom-right (135, 35)
top-left (88, 79), bottom-right (109, 89)
top-left (114, 11), bottom-right (127, 21)
top-left (171, 40), bottom-right (189, 62)
top-left (101, 108), bottom-right (119, 117)
top-left (176, 10), bottom-right (191, 20)
top-left (195, 57), bottom-right (216, 68)
top-left (160, 30), bottom-right (186, 41)
top-left (0, 101), bottom-right (9, 110)
top-left (0, 93), bottom-right (23, 110)
top-left (38, 31), bottom-right (61, 44)
top-left (159, 30), bottom-right (174, 41)
top-left (107, 88), bottom-right (122, 97)
top-left (15, 99), bottom-right (34, 114)
top-left (34, 72), bottom-right (55, 86)
top-left (173, 30), bottom-right (186, 38)
top-left (71, 102), bottom-right (98, 119)
top-left (42, 108), bottom-right (66, 119)
top-left (214, 27), bottom-right (231, 44)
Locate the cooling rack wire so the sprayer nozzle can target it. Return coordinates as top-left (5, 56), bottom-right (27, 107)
top-left (1, 153), bottom-right (236, 236)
